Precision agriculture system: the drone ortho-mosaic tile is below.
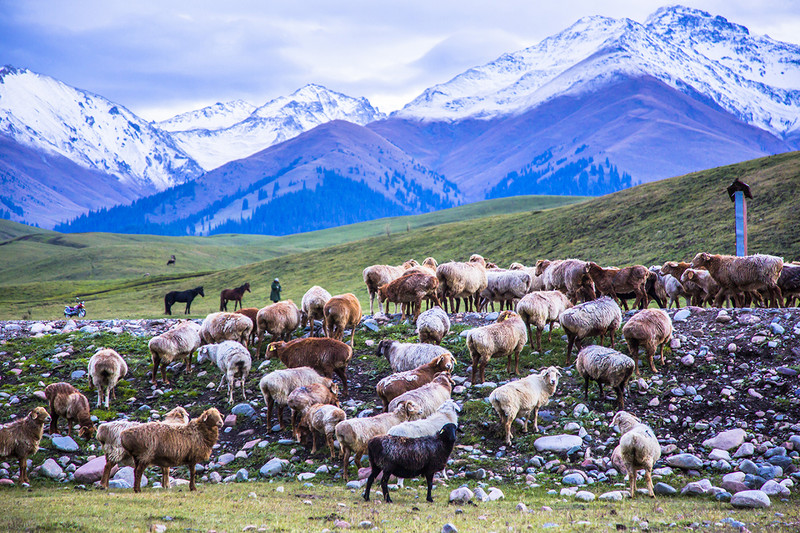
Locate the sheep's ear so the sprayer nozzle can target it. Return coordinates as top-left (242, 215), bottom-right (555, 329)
top-left (199, 412), bottom-right (208, 423)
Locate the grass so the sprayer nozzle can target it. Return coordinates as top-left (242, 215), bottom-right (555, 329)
top-left (0, 151), bottom-right (799, 320)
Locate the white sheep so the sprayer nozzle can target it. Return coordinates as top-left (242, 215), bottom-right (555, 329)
top-left (575, 345), bottom-right (635, 409)
top-left (488, 366), bottom-right (561, 445)
top-left (376, 339), bottom-right (451, 372)
top-left (480, 270), bottom-right (532, 311)
top-left (559, 296), bottom-right (622, 364)
top-left (259, 367), bottom-right (334, 429)
top-left (197, 341), bottom-right (252, 403)
top-left (415, 306), bottom-right (450, 345)
top-left (515, 290), bottom-right (573, 351)
top-left (386, 373), bottom-right (453, 418)
top-left (388, 399), bottom-right (459, 438)
top-left (465, 310), bottom-right (527, 383)
top-left (200, 312), bottom-right (253, 347)
top-left (611, 411), bottom-right (661, 498)
top-left (300, 286), bottom-right (332, 337)
top-left (88, 348), bottom-right (128, 408)
top-left (435, 255), bottom-right (488, 313)
top-left (148, 320), bottom-right (202, 386)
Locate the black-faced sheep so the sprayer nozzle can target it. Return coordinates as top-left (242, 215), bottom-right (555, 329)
top-left (466, 310), bottom-right (527, 384)
top-left (416, 306), bottom-right (450, 345)
top-left (622, 309), bottom-right (673, 375)
top-left (88, 348), bottom-right (128, 409)
top-left (363, 260), bottom-right (418, 315)
top-left (611, 411), bottom-right (661, 498)
top-left (300, 285), bottom-right (332, 337)
top-left (376, 353), bottom-right (456, 411)
top-left (376, 340), bottom-right (450, 373)
top-left (197, 340), bottom-right (252, 404)
top-left (44, 382), bottom-right (95, 439)
top-left (0, 406), bottom-right (49, 484)
top-left (363, 423), bottom-right (457, 503)
top-left (259, 367), bottom-right (335, 429)
top-left (691, 252), bottom-right (783, 307)
top-left (575, 345), bottom-right (635, 409)
top-left (386, 373), bottom-right (453, 418)
top-left (120, 407), bottom-right (223, 492)
top-left (488, 366), bottom-right (561, 445)
top-left (559, 296), bottom-right (622, 364)
top-left (256, 301), bottom-right (301, 356)
top-left (266, 337), bottom-right (352, 395)
top-left (148, 321), bottom-right (201, 387)
top-left (201, 311), bottom-right (254, 348)
top-left (516, 290), bottom-right (573, 352)
top-left (323, 293), bottom-right (362, 346)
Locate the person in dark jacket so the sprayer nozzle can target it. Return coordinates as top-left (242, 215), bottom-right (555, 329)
top-left (270, 278), bottom-right (282, 303)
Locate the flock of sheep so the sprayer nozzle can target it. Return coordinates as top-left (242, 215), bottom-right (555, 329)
top-left (0, 250), bottom-right (797, 503)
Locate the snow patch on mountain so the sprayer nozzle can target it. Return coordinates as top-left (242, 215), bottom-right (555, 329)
top-left (157, 100), bottom-right (256, 132)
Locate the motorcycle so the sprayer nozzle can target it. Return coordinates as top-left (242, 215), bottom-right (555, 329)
top-left (64, 299), bottom-right (87, 318)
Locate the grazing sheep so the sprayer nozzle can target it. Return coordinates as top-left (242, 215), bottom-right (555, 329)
top-left (363, 423), bottom-right (458, 503)
top-left (255, 301), bottom-right (301, 356)
top-left (378, 272), bottom-right (442, 321)
top-left (516, 291), bottom-right (573, 351)
top-left (611, 411), bottom-right (661, 498)
top-left (479, 270), bottom-right (533, 311)
top-left (386, 373), bottom-right (453, 418)
top-left (300, 286), bottom-right (332, 337)
top-left (466, 310), bottom-right (527, 384)
top-left (588, 263), bottom-right (650, 310)
top-left (559, 296), bottom-right (622, 364)
top-left (376, 353), bottom-right (456, 411)
top-left (323, 293), bottom-right (362, 346)
top-left (363, 260), bottom-right (418, 314)
top-left (88, 349), bottom-right (128, 409)
top-left (96, 406), bottom-right (190, 489)
top-left (266, 337), bottom-right (352, 395)
top-left (120, 407), bottom-right (223, 492)
top-left (148, 320), bottom-right (202, 386)
top-left (234, 307), bottom-right (260, 346)
top-left (44, 382), bottom-right (95, 439)
top-left (0, 407), bottom-right (49, 484)
top-left (777, 263), bottom-right (800, 306)
top-left (540, 259), bottom-right (596, 303)
top-left (259, 367), bottom-right (334, 429)
top-left (376, 340), bottom-right (451, 372)
top-left (388, 400), bottom-right (460, 438)
top-left (288, 382), bottom-right (340, 437)
top-left (201, 312), bottom-right (254, 348)
top-left (622, 309), bottom-right (673, 375)
top-left (197, 341), bottom-right (252, 403)
top-left (691, 252), bottom-right (783, 307)
top-left (575, 345), bottom-right (636, 409)
top-left (416, 306), bottom-right (450, 344)
top-left (435, 255), bottom-right (488, 313)
top-left (334, 400), bottom-right (421, 480)
top-left (296, 403), bottom-right (347, 459)
top-left (489, 367), bottom-right (561, 445)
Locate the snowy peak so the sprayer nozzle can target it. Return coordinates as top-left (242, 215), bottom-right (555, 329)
top-left (0, 66), bottom-right (202, 190)
top-left (157, 100), bottom-right (256, 132)
top-left (254, 83), bottom-right (384, 125)
top-left (395, 5), bottom-right (800, 139)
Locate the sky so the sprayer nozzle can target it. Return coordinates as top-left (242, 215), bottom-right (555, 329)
top-left (2, 0), bottom-right (799, 121)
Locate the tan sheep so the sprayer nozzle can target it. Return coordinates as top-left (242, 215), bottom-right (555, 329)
top-left (489, 367), bottom-right (561, 445)
top-left (0, 406), bottom-right (49, 484)
top-left (611, 411), bottom-right (661, 498)
top-left (259, 367), bottom-right (334, 429)
top-left (323, 293), bottom-right (362, 346)
top-left (363, 260), bottom-right (418, 315)
top-left (376, 353), bottom-right (456, 411)
top-left (622, 309), bottom-right (673, 375)
top-left (148, 320), bottom-right (201, 386)
top-left (44, 382), bottom-right (95, 439)
top-left (559, 296), bottom-right (622, 364)
top-left (416, 306), bottom-right (450, 345)
top-left (575, 345), bottom-right (635, 409)
top-left (88, 348), bottom-right (129, 408)
top-left (386, 373), bottom-right (454, 418)
top-left (466, 310), bottom-right (528, 383)
top-left (287, 382), bottom-right (340, 437)
top-left (297, 403), bottom-right (347, 459)
top-left (201, 311), bottom-right (254, 347)
top-left (256, 300), bottom-right (301, 357)
top-left (300, 286), bottom-right (332, 337)
top-left (120, 407), bottom-right (223, 492)
top-left (435, 255), bottom-right (488, 313)
top-left (516, 290), bottom-right (573, 351)
top-left (691, 252), bottom-right (783, 307)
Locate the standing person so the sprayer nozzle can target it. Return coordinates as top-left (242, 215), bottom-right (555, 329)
top-left (270, 278), bottom-right (282, 303)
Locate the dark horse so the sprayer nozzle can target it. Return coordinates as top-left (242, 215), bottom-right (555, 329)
top-left (167, 254), bottom-right (176, 266)
top-left (164, 286), bottom-right (204, 315)
top-left (220, 282), bottom-right (251, 311)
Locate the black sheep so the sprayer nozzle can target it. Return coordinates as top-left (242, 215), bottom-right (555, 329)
top-left (363, 423), bottom-right (457, 503)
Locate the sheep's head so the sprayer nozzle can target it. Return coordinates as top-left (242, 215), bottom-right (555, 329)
top-left (509, 262), bottom-right (524, 270)
top-left (534, 259), bottom-right (550, 276)
top-left (197, 345), bottom-right (212, 364)
top-left (497, 310), bottom-right (519, 322)
top-left (266, 342), bottom-right (285, 359)
top-left (538, 366), bottom-right (561, 392)
top-left (299, 310), bottom-right (308, 329)
top-left (199, 408), bottom-right (224, 429)
top-left (437, 423), bottom-right (458, 445)
top-left (691, 252), bottom-right (712, 268)
top-left (422, 257), bottom-right (438, 270)
top-left (79, 423), bottom-right (96, 440)
top-left (403, 259), bottom-right (419, 269)
top-left (164, 406), bottom-right (190, 424)
top-left (29, 406), bottom-right (49, 425)
top-left (433, 372), bottom-right (454, 389)
top-left (433, 353), bottom-right (456, 373)
top-left (396, 400), bottom-right (421, 421)
top-left (610, 410), bottom-right (640, 433)
top-left (375, 339), bottom-right (394, 358)
top-left (329, 382), bottom-right (340, 397)
top-left (468, 254), bottom-right (486, 268)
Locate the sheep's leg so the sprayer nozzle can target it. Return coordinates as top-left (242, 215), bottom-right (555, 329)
top-left (216, 374), bottom-right (225, 392)
top-left (646, 468), bottom-right (655, 498)
top-left (161, 363), bottom-right (170, 386)
top-left (609, 332), bottom-right (616, 350)
top-left (188, 463), bottom-right (197, 491)
top-left (659, 342), bottom-right (667, 366)
top-left (49, 412), bottom-right (59, 435)
top-left (100, 461), bottom-right (113, 489)
top-left (104, 387), bottom-right (111, 409)
top-left (266, 397), bottom-right (274, 428)
top-left (363, 465), bottom-right (379, 501)
top-left (133, 461), bottom-right (146, 493)
top-left (162, 467), bottom-right (170, 489)
top-left (470, 357), bottom-right (479, 384)
top-left (326, 434), bottom-right (336, 460)
top-left (425, 472), bottom-right (435, 502)
top-left (629, 472), bottom-right (636, 499)
top-left (480, 362), bottom-right (487, 384)
top-left (342, 448), bottom-right (351, 481)
top-left (647, 347), bottom-right (657, 373)
top-left (18, 456), bottom-right (28, 484)
top-left (240, 377), bottom-right (247, 401)
top-left (310, 430), bottom-right (318, 453)
top-left (381, 471), bottom-right (393, 503)
top-left (525, 323), bottom-right (535, 351)
top-left (349, 327), bottom-right (356, 347)
top-left (336, 368), bottom-right (348, 396)
top-left (533, 407), bottom-right (540, 432)
top-left (278, 405), bottom-right (287, 429)
top-left (616, 385), bottom-right (625, 410)
top-left (584, 376), bottom-right (590, 401)
top-left (503, 414), bottom-right (513, 445)
top-left (513, 346), bottom-right (521, 375)
top-left (597, 382), bottom-right (605, 402)
top-left (565, 335), bottom-right (575, 365)
top-left (97, 389), bottom-right (103, 408)
top-left (151, 356), bottom-right (161, 385)
top-left (547, 320), bottom-right (554, 342)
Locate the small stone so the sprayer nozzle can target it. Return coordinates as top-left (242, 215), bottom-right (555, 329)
top-left (727, 343), bottom-right (737, 353)
top-left (70, 370), bottom-right (86, 380)
top-left (224, 414), bottom-right (237, 427)
top-left (51, 436), bottom-right (79, 452)
top-left (730, 490), bottom-right (770, 509)
top-left (297, 472), bottom-right (315, 481)
top-left (357, 521), bottom-right (372, 529)
top-left (562, 473), bottom-right (586, 486)
top-left (449, 487), bottom-right (474, 503)
top-left (516, 503), bottom-right (528, 513)
top-left (563, 422), bottom-right (581, 433)
top-left (74, 456), bottom-right (106, 483)
top-left (574, 490), bottom-right (595, 502)
top-left (733, 443), bottom-right (755, 458)
top-left (39, 458), bottom-right (63, 479)
top-left (217, 453), bottom-right (236, 465)
top-left (708, 449), bottom-right (731, 461)
top-left (534, 435), bottom-right (583, 453)
top-left (761, 480), bottom-right (790, 497)
top-left (702, 428), bottom-right (745, 451)
top-left (599, 491), bottom-right (624, 501)
top-left (666, 453), bottom-right (703, 469)
top-left (674, 309), bottom-right (691, 322)
top-left (654, 483), bottom-right (677, 495)
top-left (231, 403), bottom-right (257, 418)
top-left (441, 523), bottom-right (458, 533)
top-left (487, 488), bottom-right (504, 501)
top-left (648, 397), bottom-right (660, 407)
top-left (235, 469), bottom-right (249, 482)
top-left (259, 458), bottom-right (283, 477)
top-left (680, 355), bottom-right (694, 367)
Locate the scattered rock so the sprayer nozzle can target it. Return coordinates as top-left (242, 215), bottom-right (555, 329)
top-left (574, 490), bottom-right (595, 502)
top-left (259, 458), bottom-right (283, 477)
top-left (599, 490), bottom-right (624, 501)
top-left (702, 428), bottom-right (746, 451)
top-left (74, 456), bottom-right (107, 483)
top-left (39, 458), bottom-right (63, 479)
top-left (51, 436), bottom-right (79, 452)
top-left (730, 490), bottom-right (771, 509)
top-left (449, 487), bottom-right (474, 503)
top-left (654, 483), bottom-right (677, 495)
top-left (534, 435), bottom-right (583, 453)
top-left (665, 453), bottom-right (703, 470)
top-left (674, 309), bottom-right (691, 322)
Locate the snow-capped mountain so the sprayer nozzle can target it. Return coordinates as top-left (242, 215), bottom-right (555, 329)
top-left (159, 84), bottom-right (386, 170)
top-left (395, 6), bottom-right (800, 141)
top-left (0, 66), bottom-right (202, 192)
top-left (157, 100), bottom-right (256, 132)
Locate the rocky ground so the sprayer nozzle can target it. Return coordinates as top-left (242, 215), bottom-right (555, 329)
top-left (0, 305), bottom-right (798, 525)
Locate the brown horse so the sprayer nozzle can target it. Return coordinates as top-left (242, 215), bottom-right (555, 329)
top-left (220, 282), bottom-right (251, 311)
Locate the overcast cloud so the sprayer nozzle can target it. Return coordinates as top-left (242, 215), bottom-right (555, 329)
top-left (1, 0), bottom-right (798, 120)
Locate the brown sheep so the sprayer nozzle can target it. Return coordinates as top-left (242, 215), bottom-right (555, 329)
top-left (681, 269), bottom-right (721, 307)
top-left (288, 382), bottom-right (340, 438)
top-left (588, 263), bottom-right (650, 310)
top-left (363, 260), bottom-right (418, 314)
top-left (777, 263), bottom-right (800, 306)
top-left (376, 352), bottom-right (456, 411)
top-left (120, 407), bottom-right (223, 492)
top-left (540, 259), bottom-right (596, 303)
top-left (234, 307), bottom-right (260, 346)
top-left (323, 293), bottom-right (362, 347)
top-left (256, 300), bottom-right (301, 357)
top-left (691, 252), bottom-right (783, 307)
top-left (0, 406), bottom-right (49, 484)
top-left (267, 337), bottom-right (353, 395)
top-left (622, 309), bottom-right (673, 375)
top-left (44, 382), bottom-right (95, 439)
top-left (378, 272), bottom-right (442, 322)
